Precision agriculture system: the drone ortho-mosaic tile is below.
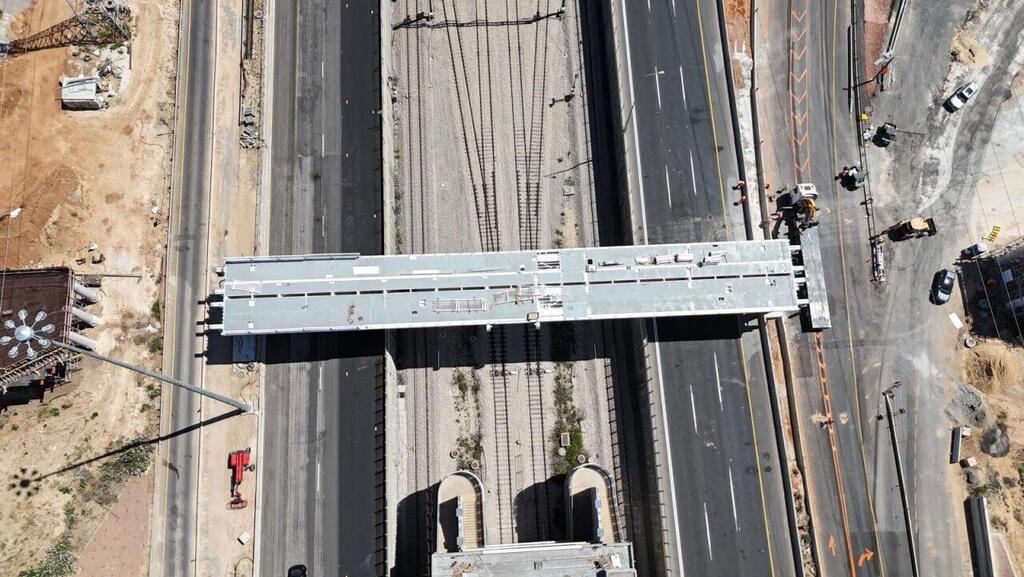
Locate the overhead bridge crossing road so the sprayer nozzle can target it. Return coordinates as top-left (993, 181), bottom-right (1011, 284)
top-left (211, 241), bottom-right (808, 335)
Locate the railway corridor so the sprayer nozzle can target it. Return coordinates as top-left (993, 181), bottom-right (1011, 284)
top-left (390, 2), bottom-right (622, 573)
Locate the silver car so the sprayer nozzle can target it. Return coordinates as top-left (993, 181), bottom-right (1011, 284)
top-left (946, 82), bottom-right (978, 111)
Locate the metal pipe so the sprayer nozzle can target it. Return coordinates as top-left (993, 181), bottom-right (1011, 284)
top-left (66, 331), bottom-right (98, 350)
top-left (54, 341), bottom-right (252, 412)
top-left (884, 391), bottom-right (920, 577)
top-left (70, 307), bottom-right (102, 327)
top-left (72, 281), bottom-right (102, 303)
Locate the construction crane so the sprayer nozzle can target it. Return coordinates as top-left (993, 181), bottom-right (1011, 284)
top-left (0, 0), bottom-right (131, 57)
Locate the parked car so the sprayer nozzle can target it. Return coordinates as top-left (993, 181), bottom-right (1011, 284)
top-left (288, 565), bottom-right (307, 577)
top-left (931, 269), bottom-right (957, 304)
top-left (946, 81), bottom-right (978, 111)
top-left (961, 241), bottom-right (989, 259)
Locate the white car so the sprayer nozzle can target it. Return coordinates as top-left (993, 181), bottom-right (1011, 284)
top-left (946, 82), bottom-right (978, 111)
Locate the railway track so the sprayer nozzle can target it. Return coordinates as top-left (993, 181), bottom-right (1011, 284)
top-left (403, 0), bottom-right (563, 550)
top-left (523, 327), bottom-right (552, 540)
top-left (488, 328), bottom-right (516, 544)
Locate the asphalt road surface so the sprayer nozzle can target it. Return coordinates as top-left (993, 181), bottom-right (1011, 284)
top-left (159, 0), bottom-right (216, 574)
top-left (257, 2), bottom-right (384, 577)
top-left (622, 1), bottom-right (794, 576)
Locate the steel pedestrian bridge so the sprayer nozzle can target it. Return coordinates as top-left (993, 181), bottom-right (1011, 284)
top-left (212, 241), bottom-right (809, 335)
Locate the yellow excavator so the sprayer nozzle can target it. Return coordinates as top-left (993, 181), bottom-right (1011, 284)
top-left (788, 183), bottom-right (820, 229)
top-left (889, 217), bottom-right (937, 240)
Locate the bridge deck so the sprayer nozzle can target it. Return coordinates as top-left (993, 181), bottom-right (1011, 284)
top-left (215, 242), bottom-right (801, 334)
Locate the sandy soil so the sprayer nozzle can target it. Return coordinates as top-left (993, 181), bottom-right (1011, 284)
top-left (725, 0), bottom-right (750, 87)
top-left (0, 0), bottom-right (177, 572)
top-left (863, 0), bottom-right (893, 96)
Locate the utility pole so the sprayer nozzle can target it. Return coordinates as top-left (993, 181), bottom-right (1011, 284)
top-left (56, 341), bottom-right (251, 412)
top-left (882, 382), bottom-right (920, 577)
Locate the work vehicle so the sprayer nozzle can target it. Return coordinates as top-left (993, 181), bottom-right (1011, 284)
top-left (876, 122), bottom-right (897, 146)
top-left (889, 217), bottom-right (937, 240)
top-left (931, 269), bottom-right (956, 304)
top-left (961, 242), bottom-right (989, 259)
top-left (786, 183), bottom-right (820, 229)
top-left (288, 565), bottom-right (308, 577)
top-left (946, 81), bottom-right (978, 111)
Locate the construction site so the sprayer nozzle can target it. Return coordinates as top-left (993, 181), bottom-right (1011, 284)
top-left (389, 1), bottom-right (636, 573)
top-left (0, 0), bottom-right (178, 572)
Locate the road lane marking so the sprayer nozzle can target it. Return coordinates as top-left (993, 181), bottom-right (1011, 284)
top-left (689, 385), bottom-right (698, 433)
top-left (647, 0), bottom-right (651, 12)
top-left (671, 0), bottom-right (677, 19)
top-left (651, 323), bottom-right (686, 577)
top-left (704, 502), bottom-right (714, 560)
top-left (689, 152), bottom-right (697, 196)
top-left (321, 60), bottom-right (324, 78)
top-left (654, 66), bottom-right (663, 110)
top-left (316, 461), bottom-right (321, 493)
top-left (665, 165), bottom-right (672, 209)
top-left (728, 467), bottom-right (739, 531)
top-left (713, 352), bottom-right (723, 411)
top-left (321, 133), bottom-right (325, 158)
top-left (678, 65), bottom-right (688, 110)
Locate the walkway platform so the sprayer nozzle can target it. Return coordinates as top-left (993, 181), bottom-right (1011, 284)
top-left (214, 241), bottom-right (802, 335)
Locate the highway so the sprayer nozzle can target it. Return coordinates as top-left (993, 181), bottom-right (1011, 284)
top-left (257, 1), bottom-right (384, 577)
top-left (156, 0), bottom-right (216, 574)
top-left (621, 1), bottom-right (794, 576)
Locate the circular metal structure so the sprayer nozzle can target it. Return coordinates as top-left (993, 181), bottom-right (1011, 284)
top-left (1, 309), bottom-right (55, 360)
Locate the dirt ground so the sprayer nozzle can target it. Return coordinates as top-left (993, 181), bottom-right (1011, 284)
top-left (863, 0), bottom-right (893, 96)
top-left (0, 0), bottom-right (178, 572)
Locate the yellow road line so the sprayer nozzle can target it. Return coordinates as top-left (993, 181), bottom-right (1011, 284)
top-left (739, 339), bottom-right (779, 577)
top-left (694, 0), bottom-right (731, 238)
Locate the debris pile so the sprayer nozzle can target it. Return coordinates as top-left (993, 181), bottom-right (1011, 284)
top-left (240, 107), bottom-right (262, 148)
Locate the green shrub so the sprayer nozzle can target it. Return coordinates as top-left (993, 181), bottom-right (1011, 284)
top-left (18, 533), bottom-right (76, 577)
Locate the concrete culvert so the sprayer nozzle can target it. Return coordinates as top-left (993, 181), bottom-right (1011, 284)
top-left (981, 424), bottom-right (1011, 457)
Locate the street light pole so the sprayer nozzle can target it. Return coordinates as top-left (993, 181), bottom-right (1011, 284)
top-left (56, 341), bottom-right (252, 412)
top-left (883, 382), bottom-right (920, 577)
top-left (622, 68), bottom-right (665, 134)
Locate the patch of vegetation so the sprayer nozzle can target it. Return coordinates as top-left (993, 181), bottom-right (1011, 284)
top-left (150, 299), bottom-right (162, 322)
top-left (17, 532), bottom-right (76, 577)
top-left (38, 406), bottom-right (61, 420)
top-left (78, 437), bottom-right (154, 505)
top-left (456, 432), bottom-right (484, 470)
top-left (551, 362), bottom-right (584, 475)
top-left (147, 335), bottom-right (163, 355)
top-left (453, 370), bottom-right (469, 400)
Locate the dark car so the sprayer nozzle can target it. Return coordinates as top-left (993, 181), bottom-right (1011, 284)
top-left (288, 565), bottom-right (307, 577)
top-left (931, 269), bottom-right (956, 304)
